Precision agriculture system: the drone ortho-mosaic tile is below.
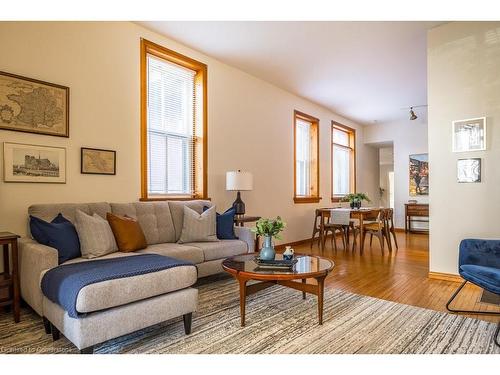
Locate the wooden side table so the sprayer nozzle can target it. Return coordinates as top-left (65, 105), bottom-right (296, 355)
top-left (234, 215), bottom-right (261, 227)
top-left (0, 232), bottom-right (21, 323)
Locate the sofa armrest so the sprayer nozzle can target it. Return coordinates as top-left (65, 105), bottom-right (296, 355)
top-left (234, 226), bottom-right (255, 253)
top-left (459, 239), bottom-right (500, 269)
top-left (18, 237), bottom-right (58, 316)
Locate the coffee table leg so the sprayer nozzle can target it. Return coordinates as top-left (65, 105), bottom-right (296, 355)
top-left (302, 279), bottom-right (307, 299)
top-left (238, 278), bottom-right (247, 327)
top-left (316, 276), bottom-right (326, 325)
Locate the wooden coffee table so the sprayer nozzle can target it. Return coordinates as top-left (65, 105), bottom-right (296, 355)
top-left (222, 253), bottom-right (334, 326)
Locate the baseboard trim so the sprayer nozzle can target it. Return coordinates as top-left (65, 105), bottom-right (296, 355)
top-left (428, 271), bottom-right (463, 283)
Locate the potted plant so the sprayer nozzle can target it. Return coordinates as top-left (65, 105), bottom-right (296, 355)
top-left (251, 216), bottom-right (286, 260)
top-left (341, 193), bottom-right (371, 209)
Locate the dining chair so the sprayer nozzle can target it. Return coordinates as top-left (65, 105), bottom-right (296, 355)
top-left (352, 209), bottom-right (386, 254)
top-left (310, 208), bottom-right (332, 249)
top-left (322, 209), bottom-right (350, 251)
top-left (385, 208), bottom-right (398, 250)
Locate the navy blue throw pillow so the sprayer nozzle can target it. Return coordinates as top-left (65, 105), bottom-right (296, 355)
top-left (30, 214), bottom-right (81, 264)
top-left (203, 206), bottom-right (238, 240)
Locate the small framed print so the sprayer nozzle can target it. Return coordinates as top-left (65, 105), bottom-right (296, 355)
top-left (81, 147), bottom-right (116, 175)
top-left (457, 158), bottom-right (481, 183)
top-left (452, 117), bottom-right (486, 152)
top-left (3, 142), bottom-right (66, 183)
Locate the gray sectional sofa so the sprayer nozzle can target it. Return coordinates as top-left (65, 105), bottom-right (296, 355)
top-left (19, 200), bottom-right (254, 353)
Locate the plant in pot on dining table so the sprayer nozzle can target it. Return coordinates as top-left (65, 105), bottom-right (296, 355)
top-left (251, 217), bottom-right (286, 261)
top-left (341, 193), bottom-right (371, 209)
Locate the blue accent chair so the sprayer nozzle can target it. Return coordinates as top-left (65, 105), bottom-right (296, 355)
top-left (446, 239), bottom-right (500, 347)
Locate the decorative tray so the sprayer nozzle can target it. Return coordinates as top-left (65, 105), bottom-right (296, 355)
top-left (254, 257), bottom-right (298, 269)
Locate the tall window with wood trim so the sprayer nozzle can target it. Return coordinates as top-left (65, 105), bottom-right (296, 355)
top-left (294, 110), bottom-right (320, 203)
top-left (331, 122), bottom-right (356, 201)
top-left (140, 39), bottom-right (207, 200)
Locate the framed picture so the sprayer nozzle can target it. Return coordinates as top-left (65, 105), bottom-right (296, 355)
top-left (0, 71), bottom-right (69, 137)
top-left (457, 158), bottom-right (481, 183)
top-left (3, 142), bottom-right (66, 183)
top-left (409, 153), bottom-right (429, 196)
top-left (81, 147), bottom-right (116, 175)
top-left (452, 117), bottom-right (486, 152)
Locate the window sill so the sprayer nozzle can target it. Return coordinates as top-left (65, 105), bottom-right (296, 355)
top-left (293, 196), bottom-right (322, 204)
top-left (140, 195), bottom-right (211, 202)
top-left (331, 196), bottom-right (346, 203)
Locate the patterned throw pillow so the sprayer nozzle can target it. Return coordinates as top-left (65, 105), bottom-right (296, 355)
top-left (177, 205), bottom-right (218, 244)
top-left (74, 210), bottom-right (118, 259)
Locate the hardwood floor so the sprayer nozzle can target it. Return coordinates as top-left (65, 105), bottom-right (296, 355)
top-left (297, 231), bottom-right (499, 323)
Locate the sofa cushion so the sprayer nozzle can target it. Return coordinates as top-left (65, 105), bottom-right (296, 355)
top-left (189, 240), bottom-right (248, 261)
top-left (110, 202), bottom-right (175, 245)
top-left (106, 212), bottom-right (147, 252)
top-left (28, 202), bottom-right (111, 226)
top-left (75, 264), bottom-right (196, 314)
top-left (137, 243), bottom-right (205, 264)
top-left (168, 200), bottom-right (212, 242)
top-left (75, 210), bottom-right (118, 259)
top-left (460, 264), bottom-right (500, 295)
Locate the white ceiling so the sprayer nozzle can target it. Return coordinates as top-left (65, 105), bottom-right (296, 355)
top-left (139, 21), bottom-right (443, 125)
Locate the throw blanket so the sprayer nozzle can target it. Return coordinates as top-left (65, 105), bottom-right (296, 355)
top-left (41, 254), bottom-right (193, 318)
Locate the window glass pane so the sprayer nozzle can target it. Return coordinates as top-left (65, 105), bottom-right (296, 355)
top-left (333, 128), bottom-right (349, 147)
top-left (333, 145), bottom-right (350, 195)
top-left (147, 54), bottom-right (195, 195)
top-left (295, 119), bottom-right (311, 196)
top-left (148, 133), bottom-right (166, 194)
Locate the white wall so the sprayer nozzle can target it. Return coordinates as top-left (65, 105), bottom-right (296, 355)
top-left (364, 121), bottom-right (428, 228)
top-left (428, 22), bottom-right (500, 275)
top-left (379, 147), bottom-right (394, 208)
top-left (0, 22), bottom-right (379, 271)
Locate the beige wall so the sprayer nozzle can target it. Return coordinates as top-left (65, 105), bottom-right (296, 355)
top-left (428, 22), bottom-right (500, 274)
top-left (0, 22), bottom-right (379, 270)
top-left (364, 120), bottom-right (428, 228)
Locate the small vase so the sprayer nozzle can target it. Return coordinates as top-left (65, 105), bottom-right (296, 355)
top-left (350, 201), bottom-right (355, 209)
top-left (259, 235), bottom-right (276, 260)
top-left (355, 200), bottom-right (362, 209)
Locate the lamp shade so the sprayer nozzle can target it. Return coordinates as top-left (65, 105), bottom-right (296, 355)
top-left (226, 171), bottom-right (253, 191)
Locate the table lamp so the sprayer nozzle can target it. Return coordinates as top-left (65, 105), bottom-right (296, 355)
top-left (226, 170), bottom-right (253, 216)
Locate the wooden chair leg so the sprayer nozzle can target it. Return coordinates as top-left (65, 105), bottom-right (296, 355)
top-left (369, 233), bottom-right (373, 247)
top-left (385, 226), bottom-right (392, 252)
top-left (378, 230), bottom-right (384, 253)
top-left (332, 230), bottom-right (338, 252)
top-left (341, 228), bottom-right (346, 251)
top-left (391, 228), bottom-right (399, 249)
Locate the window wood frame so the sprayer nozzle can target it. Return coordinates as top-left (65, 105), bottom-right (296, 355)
top-left (331, 121), bottom-right (356, 202)
top-left (293, 110), bottom-right (321, 204)
top-left (140, 38), bottom-right (208, 201)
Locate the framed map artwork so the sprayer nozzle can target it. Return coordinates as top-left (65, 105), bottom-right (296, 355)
top-left (0, 71), bottom-right (69, 137)
top-left (81, 147), bottom-right (116, 175)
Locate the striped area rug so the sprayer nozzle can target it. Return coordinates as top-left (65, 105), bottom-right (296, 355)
top-left (0, 276), bottom-right (498, 354)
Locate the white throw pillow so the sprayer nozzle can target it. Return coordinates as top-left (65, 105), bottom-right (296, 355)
top-left (177, 205), bottom-right (218, 244)
top-left (75, 210), bottom-right (118, 258)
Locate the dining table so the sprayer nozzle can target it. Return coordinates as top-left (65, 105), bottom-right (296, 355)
top-left (317, 207), bottom-right (380, 253)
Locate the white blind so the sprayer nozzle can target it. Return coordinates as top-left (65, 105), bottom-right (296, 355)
top-left (295, 118), bottom-right (311, 196)
top-left (333, 145), bottom-right (350, 195)
top-left (147, 54), bottom-right (196, 196)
